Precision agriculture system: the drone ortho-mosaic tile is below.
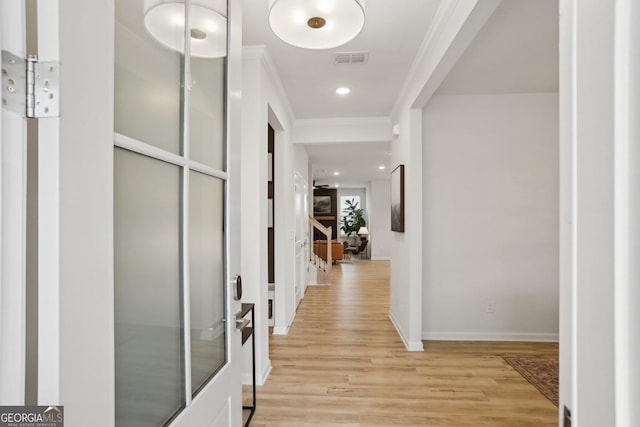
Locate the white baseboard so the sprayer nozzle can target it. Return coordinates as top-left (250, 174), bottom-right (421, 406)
top-left (388, 312), bottom-right (424, 352)
top-left (242, 360), bottom-right (272, 386)
top-left (371, 256), bottom-right (390, 261)
top-left (308, 263), bottom-right (317, 285)
top-left (260, 360), bottom-right (272, 385)
top-left (422, 331), bottom-right (559, 342)
top-left (243, 359), bottom-right (272, 386)
top-left (272, 325), bottom-right (289, 335)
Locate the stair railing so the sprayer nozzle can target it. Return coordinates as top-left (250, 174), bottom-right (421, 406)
top-left (309, 217), bottom-right (332, 284)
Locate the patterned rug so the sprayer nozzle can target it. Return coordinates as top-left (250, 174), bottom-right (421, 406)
top-left (503, 356), bottom-right (558, 407)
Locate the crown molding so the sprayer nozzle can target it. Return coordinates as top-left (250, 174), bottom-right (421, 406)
top-left (391, 0), bottom-right (501, 118)
top-left (242, 45), bottom-right (296, 125)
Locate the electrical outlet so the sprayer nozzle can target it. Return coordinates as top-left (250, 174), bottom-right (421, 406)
top-left (485, 300), bottom-right (495, 314)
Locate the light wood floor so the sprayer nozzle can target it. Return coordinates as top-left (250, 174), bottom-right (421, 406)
top-left (248, 260), bottom-right (558, 426)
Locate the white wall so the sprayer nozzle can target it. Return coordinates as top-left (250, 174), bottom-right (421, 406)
top-left (370, 180), bottom-right (391, 260)
top-left (293, 117), bottom-right (391, 144)
top-left (240, 48), bottom-right (270, 386)
top-left (421, 93), bottom-right (559, 341)
top-left (388, 0), bottom-right (501, 352)
top-left (241, 46), bottom-right (297, 385)
top-left (264, 58), bottom-right (297, 338)
top-left (293, 145), bottom-right (309, 185)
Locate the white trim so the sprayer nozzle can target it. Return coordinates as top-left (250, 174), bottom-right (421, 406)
top-left (36, 0), bottom-right (115, 420)
top-left (261, 49), bottom-right (296, 123)
top-left (391, 0), bottom-right (501, 116)
top-left (242, 44), bottom-right (265, 60)
top-left (295, 116), bottom-right (391, 129)
top-left (260, 359), bottom-right (272, 386)
top-left (558, 0), bottom-right (578, 420)
top-left (392, 0), bottom-right (457, 116)
top-left (0, 80), bottom-right (28, 405)
top-left (36, 0), bottom-right (61, 404)
top-left (243, 359), bottom-right (272, 386)
top-left (272, 326), bottom-right (289, 336)
top-left (242, 45), bottom-right (296, 123)
top-left (388, 312), bottom-right (423, 352)
top-left (613, 0), bottom-right (633, 424)
top-left (0, 0), bottom-right (27, 405)
top-left (371, 256), bottom-right (391, 261)
top-left (0, 88), bottom-right (28, 406)
top-left (37, 118), bottom-right (60, 405)
top-left (422, 332), bottom-right (560, 342)
top-left (292, 116), bottom-right (392, 145)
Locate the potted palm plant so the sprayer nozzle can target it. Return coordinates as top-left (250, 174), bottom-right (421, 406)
top-left (340, 198), bottom-right (366, 243)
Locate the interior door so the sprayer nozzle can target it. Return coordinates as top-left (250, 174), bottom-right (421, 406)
top-left (294, 171), bottom-right (308, 306)
top-left (113, 0), bottom-right (242, 425)
top-left (0, 0), bottom-right (28, 405)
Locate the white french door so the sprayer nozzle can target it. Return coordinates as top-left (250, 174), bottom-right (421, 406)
top-left (113, 0), bottom-right (242, 426)
top-left (1, 0), bottom-right (242, 423)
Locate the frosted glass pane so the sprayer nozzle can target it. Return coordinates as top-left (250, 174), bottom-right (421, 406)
top-left (190, 56), bottom-right (226, 170)
top-left (114, 0), bottom-right (182, 154)
top-left (189, 171), bottom-right (226, 393)
top-left (114, 148), bottom-right (184, 426)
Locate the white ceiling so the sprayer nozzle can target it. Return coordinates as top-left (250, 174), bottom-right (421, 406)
top-left (242, 0), bottom-right (441, 119)
top-left (436, 0), bottom-right (559, 95)
top-left (305, 141), bottom-right (391, 188)
top-left (242, 0), bottom-right (559, 188)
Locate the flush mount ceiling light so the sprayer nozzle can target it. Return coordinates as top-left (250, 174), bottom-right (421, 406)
top-left (144, 0), bottom-right (227, 58)
top-left (336, 87), bottom-right (351, 95)
top-left (268, 0), bottom-right (365, 50)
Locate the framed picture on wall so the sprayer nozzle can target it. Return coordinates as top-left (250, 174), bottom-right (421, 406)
top-left (391, 164), bottom-right (405, 232)
top-left (313, 195), bottom-right (332, 215)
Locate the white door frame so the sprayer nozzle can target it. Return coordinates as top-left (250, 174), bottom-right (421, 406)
top-left (0, 0), bottom-right (28, 405)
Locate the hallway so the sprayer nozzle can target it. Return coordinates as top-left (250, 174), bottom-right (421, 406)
top-left (249, 260), bottom-right (558, 426)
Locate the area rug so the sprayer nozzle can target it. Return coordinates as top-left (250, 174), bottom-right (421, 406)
top-left (503, 356), bottom-right (558, 407)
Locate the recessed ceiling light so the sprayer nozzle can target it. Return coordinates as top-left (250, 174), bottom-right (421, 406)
top-left (336, 87), bottom-right (351, 95)
top-left (378, 165), bottom-right (386, 170)
top-left (333, 171), bottom-right (340, 176)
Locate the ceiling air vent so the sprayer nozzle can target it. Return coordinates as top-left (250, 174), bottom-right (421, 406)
top-left (333, 51), bottom-right (369, 65)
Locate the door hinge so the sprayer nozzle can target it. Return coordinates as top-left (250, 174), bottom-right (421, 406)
top-left (2, 50), bottom-right (59, 118)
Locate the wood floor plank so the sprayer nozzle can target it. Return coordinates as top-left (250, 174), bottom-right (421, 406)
top-left (247, 260), bottom-right (558, 426)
